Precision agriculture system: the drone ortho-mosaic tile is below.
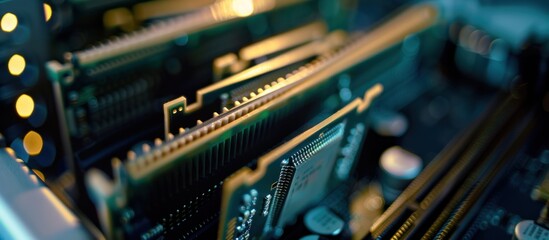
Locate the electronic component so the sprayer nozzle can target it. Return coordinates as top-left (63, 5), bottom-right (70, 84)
top-left (85, 5), bottom-right (437, 239)
top-left (268, 122), bottom-right (347, 232)
top-left (212, 20), bottom-right (328, 80)
top-left (371, 92), bottom-right (537, 239)
top-left (513, 220), bottom-right (549, 240)
top-left (2, 1), bottom-right (549, 239)
top-left (163, 30), bottom-right (347, 138)
top-left (45, 0), bottom-right (329, 176)
top-left (370, 110), bottom-right (408, 137)
top-left (218, 85), bottom-right (382, 239)
top-left (379, 146), bottom-right (422, 203)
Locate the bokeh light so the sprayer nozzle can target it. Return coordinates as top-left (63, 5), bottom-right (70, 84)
top-left (1, 12), bottom-right (18, 32)
top-left (8, 54), bottom-right (26, 76)
top-left (43, 3), bottom-right (53, 22)
top-left (15, 94), bottom-right (34, 118)
top-left (232, 0), bottom-right (254, 17)
top-left (23, 131), bottom-right (43, 156)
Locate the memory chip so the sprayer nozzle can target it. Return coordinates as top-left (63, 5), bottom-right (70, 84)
top-left (271, 123), bottom-right (345, 229)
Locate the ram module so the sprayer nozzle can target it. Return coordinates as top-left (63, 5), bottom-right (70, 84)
top-left (163, 30), bottom-right (347, 138)
top-left (46, 0), bottom-right (337, 171)
top-left (218, 85), bottom-right (382, 239)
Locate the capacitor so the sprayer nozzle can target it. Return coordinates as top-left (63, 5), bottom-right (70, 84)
top-left (513, 220), bottom-right (549, 240)
top-left (379, 146), bottom-right (422, 203)
top-left (370, 109), bottom-right (409, 137)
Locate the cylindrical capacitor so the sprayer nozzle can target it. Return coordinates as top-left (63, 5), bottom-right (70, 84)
top-left (370, 109), bottom-right (409, 138)
top-left (513, 220), bottom-right (549, 240)
top-left (379, 146), bottom-right (422, 203)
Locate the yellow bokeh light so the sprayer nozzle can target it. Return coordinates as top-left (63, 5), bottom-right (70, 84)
top-left (44, 3), bottom-right (53, 22)
top-left (23, 131), bottom-right (43, 156)
top-left (15, 94), bottom-right (35, 118)
top-left (1, 12), bottom-right (18, 32)
top-left (8, 54), bottom-right (26, 76)
top-left (231, 0), bottom-right (254, 17)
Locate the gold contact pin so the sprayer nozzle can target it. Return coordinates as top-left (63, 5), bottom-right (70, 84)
top-left (154, 138), bottom-right (162, 146)
top-left (142, 143), bottom-right (151, 153)
top-left (250, 92), bottom-right (256, 98)
top-left (179, 128), bottom-right (186, 134)
top-left (127, 151), bottom-right (136, 161)
top-left (213, 112), bottom-right (219, 117)
top-left (197, 120), bottom-right (203, 125)
top-left (223, 107), bottom-right (229, 113)
top-left (167, 133), bottom-right (175, 140)
top-left (242, 97), bottom-right (249, 102)
top-left (235, 101), bottom-right (241, 106)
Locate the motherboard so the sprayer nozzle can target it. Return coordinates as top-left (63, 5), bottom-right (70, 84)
top-left (1, 0), bottom-right (548, 239)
